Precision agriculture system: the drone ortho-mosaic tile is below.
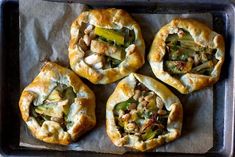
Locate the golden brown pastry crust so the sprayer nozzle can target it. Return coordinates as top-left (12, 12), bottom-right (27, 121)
top-left (148, 18), bottom-right (225, 94)
top-left (106, 73), bottom-right (183, 151)
top-left (19, 62), bottom-right (96, 145)
top-left (69, 8), bottom-right (145, 84)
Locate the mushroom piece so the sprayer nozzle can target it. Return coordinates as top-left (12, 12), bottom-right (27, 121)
top-left (156, 96), bottom-right (164, 109)
top-left (93, 62), bottom-right (104, 69)
top-left (84, 54), bottom-right (104, 65)
top-left (84, 24), bottom-right (94, 34)
top-left (78, 38), bottom-right (88, 51)
top-left (125, 44), bottom-right (136, 56)
top-left (133, 89), bottom-right (141, 101)
top-left (90, 40), bottom-right (124, 60)
top-left (125, 122), bottom-right (138, 133)
top-left (83, 34), bottom-right (91, 46)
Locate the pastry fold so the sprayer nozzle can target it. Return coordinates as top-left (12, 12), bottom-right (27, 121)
top-left (69, 8), bottom-right (145, 84)
top-left (148, 18), bottom-right (225, 94)
top-left (19, 62), bottom-right (96, 145)
top-left (106, 73), bottom-right (182, 151)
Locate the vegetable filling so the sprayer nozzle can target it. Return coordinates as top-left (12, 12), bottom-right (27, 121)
top-left (78, 23), bottom-right (135, 69)
top-left (164, 29), bottom-right (218, 76)
top-left (30, 84), bottom-right (76, 131)
top-left (114, 82), bottom-right (169, 141)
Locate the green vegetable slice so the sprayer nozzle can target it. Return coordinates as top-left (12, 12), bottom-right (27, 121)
top-left (94, 27), bottom-right (124, 45)
top-left (141, 129), bottom-right (163, 140)
top-left (180, 40), bottom-right (202, 51)
top-left (107, 57), bottom-right (122, 68)
top-left (166, 31), bottom-right (204, 52)
top-left (114, 98), bottom-right (136, 112)
top-left (47, 89), bottom-right (62, 101)
top-left (142, 129), bottom-right (156, 140)
top-left (35, 103), bottom-right (58, 117)
top-left (166, 34), bottom-right (178, 43)
top-left (147, 96), bottom-right (157, 111)
top-left (179, 31), bottom-right (193, 40)
top-left (124, 29), bottom-right (135, 47)
top-left (192, 60), bottom-right (213, 73)
top-left (35, 100), bottom-right (68, 118)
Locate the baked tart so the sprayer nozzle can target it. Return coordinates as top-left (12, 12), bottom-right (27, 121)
top-left (68, 8), bottom-right (145, 84)
top-left (148, 18), bottom-right (225, 94)
top-left (19, 62), bottom-right (96, 145)
top-left (106, 73), bottom-right (182, 151)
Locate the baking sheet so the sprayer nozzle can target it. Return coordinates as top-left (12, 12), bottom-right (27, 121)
top-left (19, 0), bottom-right (213, 154)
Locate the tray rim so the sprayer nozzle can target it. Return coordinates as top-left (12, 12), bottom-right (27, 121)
top-left (0, 0), bottom-right (234, 156)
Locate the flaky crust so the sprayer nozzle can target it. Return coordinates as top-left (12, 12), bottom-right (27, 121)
top-left (69, 8), bottom-right (145, 84)
top-left (106, 73), bottom-right (183, 151)
top-left (19, 62), bottom-right (96, 145)
top-left (148, 18), bottom-right (225, 94)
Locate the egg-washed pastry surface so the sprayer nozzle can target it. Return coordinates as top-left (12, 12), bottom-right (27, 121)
top-left (106, 73), bottom-right (182, 151)
top-left (19, 62), bottom-right (96, 145)
top-left (69, 8), bottom-right (145, 84)
top-left (148, 18), bottom-right (225, 94)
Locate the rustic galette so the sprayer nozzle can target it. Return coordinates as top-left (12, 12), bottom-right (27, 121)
top-left (106, 73), bottom-right (183, 151)
top-left (19, 62), bottom-right (96, 145)
top-left (68, 8), bottom-right (145, 84)
top-left (148, 18), bottom-right (225, 94)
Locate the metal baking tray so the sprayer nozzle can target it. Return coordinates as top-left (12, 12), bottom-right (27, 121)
top-left (0, 0), bottom-right (234, 156)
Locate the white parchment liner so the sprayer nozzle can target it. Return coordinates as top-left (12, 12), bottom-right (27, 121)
top-left (19, 0), bottom-right (213, 154)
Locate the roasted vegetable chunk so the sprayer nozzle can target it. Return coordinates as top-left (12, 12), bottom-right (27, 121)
top-left (114, 82), bottom-right (169, 141)
top-left (165, 29), bottom-right (218, 76)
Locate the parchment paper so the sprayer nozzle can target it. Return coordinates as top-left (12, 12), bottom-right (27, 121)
top-left (19, 0), bottom-right (213, 154)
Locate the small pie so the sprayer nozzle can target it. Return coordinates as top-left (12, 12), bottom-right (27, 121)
top-left (19, 62), bottom-right (96, 145)
top-left (148, 18), bottom-right (225, 94)
top-left (68, 8), bottom-right (145, 84)
top-left (106, 73), bottom-right (183, 151)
